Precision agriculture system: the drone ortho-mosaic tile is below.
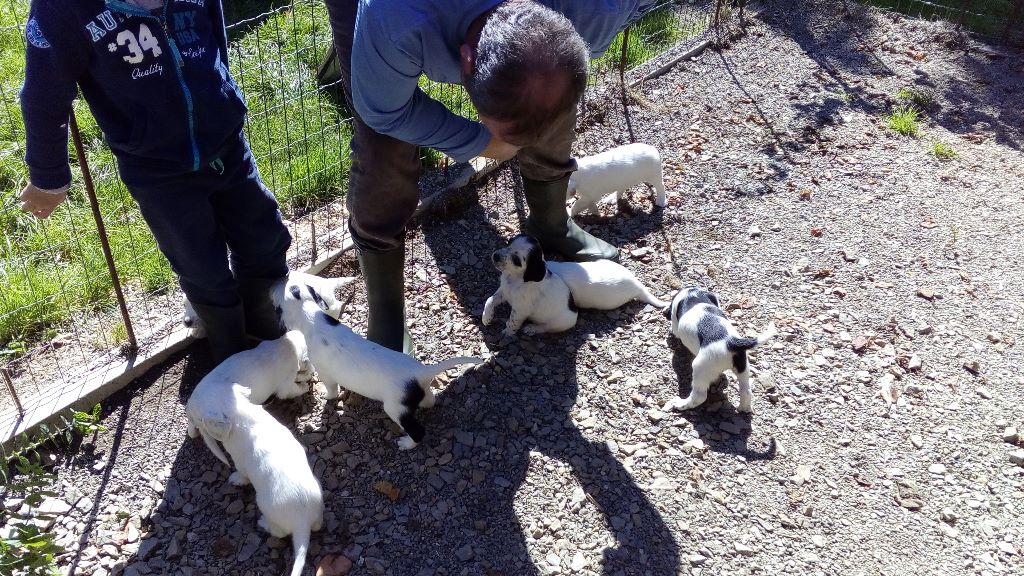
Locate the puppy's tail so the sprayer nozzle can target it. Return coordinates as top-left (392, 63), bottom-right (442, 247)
top-left (418, 356), bottom-right (484, 381)
top-left (289, 524), bottom-right (310, 576)
top-left (726, 322), bottom-right (777, 352)
top-left (199, 429), bottom-right (231, 466)
top-left (637, 287), bottom-right (669, 309)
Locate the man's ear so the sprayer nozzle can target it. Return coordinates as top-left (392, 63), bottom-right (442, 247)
top-left (460, 43), bottom-right (476, 76)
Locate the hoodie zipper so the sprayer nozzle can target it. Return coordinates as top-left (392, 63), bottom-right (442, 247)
top-left (105, 0), bottom-right (201, 171)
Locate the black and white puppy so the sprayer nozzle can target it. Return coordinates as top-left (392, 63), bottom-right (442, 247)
top-left (546, 259), bottom-right (667, 310)
top-left (280, 285), bottom-right (483, 449)
top-left (483, 234), bottom-right (578, 337)
top-left (665, 286), bottom-right (776, 413)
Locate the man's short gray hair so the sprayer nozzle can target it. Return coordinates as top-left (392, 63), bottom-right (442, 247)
top-left (465, 1), bottom-right (589, 145)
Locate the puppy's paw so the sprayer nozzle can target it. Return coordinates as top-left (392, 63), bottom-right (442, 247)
top-left (501, 327), bottom-right (518, 338)
top-left (396, 436), bottom-right (418, 451)
top-left (323, 383), bottom-right (341, 400)
top-left (228, 471), bottom-right (250, 486)
top-left (738, 400), bottom-right (753, 413)
top-left (666, 396), bottom-right (702, 411)
top-left (186, 423), bottom-right (198, 439)
top-left (481, 311), bottom-right (494, 326)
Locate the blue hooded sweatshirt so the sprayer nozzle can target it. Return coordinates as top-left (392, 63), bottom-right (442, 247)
top-left (21, 0), bottom-right (247, 190)
top-left (349, 0), bottom-right (659, 163)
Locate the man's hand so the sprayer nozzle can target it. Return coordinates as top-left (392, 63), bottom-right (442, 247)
top-left (478, 135), bottom-right (520, 161)
top-left (19, 183), bottom-right (67, 219)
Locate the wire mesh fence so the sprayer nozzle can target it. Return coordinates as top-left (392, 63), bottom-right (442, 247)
top-left (5, 0), bottom-right (1012, 439)
top-left (864, 0), bottom-right (1024, 45)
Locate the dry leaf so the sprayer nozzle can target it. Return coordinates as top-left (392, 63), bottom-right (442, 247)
top-left (799, 189), bottom-right (813, 201)
top-left (920, 220), bottom-right (938, 229)
top-left (316, 555), bottom-right (353, 576)
top-left (373, 480), bottom-right (401, 502)
top-left (810, 227), bottom-right (825, 237)
top-left (814, 268), bottom-right (833, 279)
top-left (852, 335), bottom-right (871, 353)
top-left (880, 375), bottom-right (900, 405)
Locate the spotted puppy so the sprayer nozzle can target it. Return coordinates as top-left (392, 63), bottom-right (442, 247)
top-left (483, 234), bottom-right (578, 337)
top-left (279, 285), bottom-right (482, 449)
top-left (665, 286), bottom-right (776, 413)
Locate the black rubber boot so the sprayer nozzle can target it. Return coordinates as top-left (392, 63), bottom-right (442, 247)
top-left (188, 301), bottom-right (248, 363)
top-left (523, 175), bottom-right (619, 262)
top-left (358, 245), bottom-right (413, 354)
top-left (238, 276), bottom-right (286, 341)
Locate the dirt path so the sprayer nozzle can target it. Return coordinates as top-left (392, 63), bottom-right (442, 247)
top-left (15, 2), bottom-right (1024, 575)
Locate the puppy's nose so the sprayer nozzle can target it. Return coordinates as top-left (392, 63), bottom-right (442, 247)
top-left (491, 252), bottom-right (500, 264)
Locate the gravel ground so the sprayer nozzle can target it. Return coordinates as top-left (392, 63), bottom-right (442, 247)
top-left (10, 2), bottom-right (1024, 575)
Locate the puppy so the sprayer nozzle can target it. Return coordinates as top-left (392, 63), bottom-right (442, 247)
top-left (665, 286), bottom-right (776, 413)
top-left (483, 234), bottom-right (578, 337)
top-left (186, 330), bottom-right (311, 465)
top-left (568, 143), bottom-right (666, 216)
top-left (279, 285), bottom-right (483, 449)
top-left (546, 259), bottom-right (667, 310)
top-left (207, 384), bottom-right (323, 576)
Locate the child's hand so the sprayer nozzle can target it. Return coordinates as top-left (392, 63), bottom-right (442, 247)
top-left (19, 183), bottom-right (67, 219)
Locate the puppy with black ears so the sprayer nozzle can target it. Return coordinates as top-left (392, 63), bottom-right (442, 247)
top-left (278, 283), bottom-right (483, 450)
top-left (665, 286), bottom-right (776, 413)
top-left (483, 234), bottom-right (578, 337)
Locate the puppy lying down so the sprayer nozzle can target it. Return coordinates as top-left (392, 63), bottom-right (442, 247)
top-left (568, 142), bottom-right (666, 216)
top-left (279, 284), bottom-right (483, 449)
top-left (207, 384), bottom-right (323, 576)
top-left (665, 286), bottom-right (776, 413)
top-left (484, 234), bottom-right (666, 336)
top-left (186, 330), bottom-right (310, 465)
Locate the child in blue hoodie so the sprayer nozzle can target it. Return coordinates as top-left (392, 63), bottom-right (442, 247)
top-left (18, 0), bottom-right (291, 362)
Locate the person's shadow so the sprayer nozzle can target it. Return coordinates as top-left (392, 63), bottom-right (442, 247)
top-left (412, 162), bottom-right (682, 574)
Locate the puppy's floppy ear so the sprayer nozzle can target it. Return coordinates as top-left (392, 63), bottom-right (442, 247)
top-left (523, 244), bottom-right (546, 283)
top-left (288, 285), bottom-right (302, 300)
top-left (305, 284), bottom-right (329, 311)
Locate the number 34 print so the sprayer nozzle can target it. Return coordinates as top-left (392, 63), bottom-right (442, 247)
top-left (109, 23), bottom-right (162, 64)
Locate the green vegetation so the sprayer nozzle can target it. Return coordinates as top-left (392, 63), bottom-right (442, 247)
top-left (866, 0), bottom-right (1017, 40)
top-left (885, 104), bottom-right (921, 137)
top-left (931, 140), bottom-right (958, 160)
top-left (897, 86), bottom-right (936, 111)
top-left (592, 4), bottom-right (702, 76)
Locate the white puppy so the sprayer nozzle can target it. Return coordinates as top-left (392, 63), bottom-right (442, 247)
top-left (279, 284), bottom-right (482, 450)
top-left (207, 384), bottom-right (323, 576)
top-left (483, 234), bottom-right (578, 337)
top-left (546, 260), bottom-right (667, 310)
top-left (665, 286), bottom-right (776, 413)
top-left (568, 143), bottom-right (666, 216)
top-left (186, 330), bottom-right (311, 465)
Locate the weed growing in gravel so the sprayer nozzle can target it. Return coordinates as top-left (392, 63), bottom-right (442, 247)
top-left (886, 105), bottom-right (921, 137)
top-left (897, 86), bottom-right (936, 111)
top-left (931, 141), bottom-right (959, 160)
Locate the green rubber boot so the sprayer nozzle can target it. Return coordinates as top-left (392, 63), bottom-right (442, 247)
top-left (188, 301), bottom-right (248, 363)
top-left (523, 175), bottom-right (619, 262)
top-left (358, 245), bottom-right (414, 355)
top-left (238, 276), bottom-right (286, 341)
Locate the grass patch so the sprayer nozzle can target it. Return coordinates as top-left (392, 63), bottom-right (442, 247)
top-left (864, 0), bottom-right (1018, 40)
top-left (931, 140), bottom-right (958, 160)
top-left (592, 5), bottom-right (701, 76)
top-left (885, 104), bottom-right (921, 137)
top-left (897, 86), bottom-right (936, 111)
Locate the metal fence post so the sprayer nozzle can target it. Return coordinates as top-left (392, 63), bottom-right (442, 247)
top-left (69, 111), bottom-right (138, 354)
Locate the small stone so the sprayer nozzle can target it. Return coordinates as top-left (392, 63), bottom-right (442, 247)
top-left (138, 539), bottom-right (160, 561)
top-left (688, 554), bottom-right (708, 566)
top-left (987, 331), bottom-right (1002, 343)
top-left (910, 435), bottom-right (924, 449)
top-left (907, 355), bottom-right (922, 371)
top-left (200, 471), bottom-right (218, 484)
top-left (455, 545), bottom-right (474, 562)
top-left (682, 439), bottom-right (705, 452)
top-left (237, 533), bottom-right (261, 562)
top-left (939, 523), bottom-right (960, 538)
top-left (975, 386), bottom-right (992, 398)
top-left (570, 552), bottom-right (587, 571)
top-left (365, 558), bottom-right (387, 574)
top-left (734, 542), bottom-right (755, 556)
top-left (840, 248), bottom-right (858, 262)
top-left (928, 463), bottom-right (947, 475)
top-left (225, 500), bottom-right (244, 515)
top-left (748, 225), bottom-right (762, 238)
top-left (963, 361), bottom-right (982, 376)
top-left (811, 535), bottom-right (825, 548)
top-left (1002, 427), bottom-right (1019, 444)
top-left (1009, 449), bottom-right (1024, 466)
top-left (546, 553), bottom-right (561, 567)
top-left (940, 508), bottom-right (957, 524)
top-left (37, 498), bottom-right (72, 516)
top-left (916, 324), bottom-right (934, 335)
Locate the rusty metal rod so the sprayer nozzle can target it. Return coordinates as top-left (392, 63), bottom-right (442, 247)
top-left (1, 367), bottom-right (22, 415)
top-left (69, 111), bottom-right (138, 354)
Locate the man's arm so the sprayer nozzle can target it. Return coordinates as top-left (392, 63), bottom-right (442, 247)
top-left (350, 9), bottom-right (490, 163)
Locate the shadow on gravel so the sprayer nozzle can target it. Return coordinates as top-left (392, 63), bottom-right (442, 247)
top-left (760, 0), bottom-right (1024, 151)
top-left (666, 336), bottom-right (777, 462)
top-left (412, 168), bottom-right (681, 574)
